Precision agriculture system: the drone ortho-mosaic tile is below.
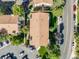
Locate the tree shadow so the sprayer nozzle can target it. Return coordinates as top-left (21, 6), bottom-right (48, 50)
top-left (49, 12), bottom-right (57, 27)
top-left (0, 0), bottom-right (15, 15)
top-left (0, 28), bottom-right (8, 36)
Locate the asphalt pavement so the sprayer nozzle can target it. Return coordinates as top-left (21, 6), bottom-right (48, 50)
top-left (60, 0), bottom-right (74, 59)
top-left (0, 44), bottom-right (39, 59)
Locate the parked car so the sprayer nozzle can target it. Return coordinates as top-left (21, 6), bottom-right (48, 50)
top-left (0, 53), bottom-right (17, 59)
top-left (1, 55), bottom-right (5, 59)
top-left (19, 50), bottom-right (25, 56)
top-left (0, 42), bottom-right (3, 48)
top-left (73, 14), bottom-right (76, 21)
top-left (55, 32), bottom-right (64, 45)
top-left (36, 55), bottom-right (41, 59)
top-left (73, 4), bottom-right (76, 11)
top-left (5, 40), bottom-right (9, 44)
top-left (72, 42), bottom-right (74, 46)
top-left (28, 45), bottom-right (36, 50)
top-left (0, 40), bottom-right (10, 48)
top-left (22, 55), bottom-right (28, 59)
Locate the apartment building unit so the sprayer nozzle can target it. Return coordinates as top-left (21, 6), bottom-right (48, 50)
top-left (30, 12), bottom-right (49, 48)
top-left (33, 0), bottom-right (53, 7)
top-left (29, 0), bottom-right (53, 49)
top-left (0, 15), bottom-right (19, 34)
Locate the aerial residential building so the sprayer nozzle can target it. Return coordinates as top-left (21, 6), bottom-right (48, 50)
top-left (0, 15), bottom-right (19, 34)
top-left (15, 0), bottom-right (23, 5)
top-left (33, 0), bottom-right (53, 7)
top-left (30, 12), bottom-right (49, 48)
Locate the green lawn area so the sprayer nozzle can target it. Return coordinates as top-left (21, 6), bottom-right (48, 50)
top-left (53, 0), bottom-right (64, 7)
top-left (49, 53), bottom-right (59, 59)
top-left (38, 46), bottom-right (60, 59)
top-left (49, 21), bottom-right (57, 32)
top-left (77, 6), bottom-right (79, 24)
top-left (0, 37), bottom-right (6, 42)
top-left (49, 12), bottom-right (58, 32)
top-left (38, 46), bottom-right (47, 57)
top-left (52, 7), bottom-right (63, 16)
top-left (12, 4), bottom-right (24, 16)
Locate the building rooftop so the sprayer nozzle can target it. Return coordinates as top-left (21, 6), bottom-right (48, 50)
top-left (0, 15), bottom-right (18, 24)
top-left (30, 12), bottom-right (49, 48)
top-left (0, 15), bottom-right (19, 34)
top-left (33, 0), bottom-right (53, 5)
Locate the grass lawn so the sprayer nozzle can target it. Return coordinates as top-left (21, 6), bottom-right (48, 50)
top-left (52, 7), bottom-right (63, 16)
top-left (38, 46), bottom-right (47, 57)
top-left (49, 21), bottom-right (57, 32)
top-left (77, 6), bottom-right (79, 24)
top-left (49, 53), bottom-right (59, 59)
top-left (53, 0), bottom-right (64, 7)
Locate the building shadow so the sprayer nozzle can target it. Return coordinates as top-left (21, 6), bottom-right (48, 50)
top-left (0, 0), bottom-right (15, 15)
top-left (22, 0), bottom-right (30, 25)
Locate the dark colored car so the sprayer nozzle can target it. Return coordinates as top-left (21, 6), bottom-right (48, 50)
top-left (73, 4), bottom-right (76, 11)
top-left (72, 42), bottom-right (74, 46)
top-left (28, 45), bottom-right (36, 50)
top-left (6, 40), bottom-right (9, 44)
top-left (19, 50), bottom-right (25, 56)
top-left (0, 53), bottom-right (17, 59)
top-left (1, 55), bottom-right (6, 59)
top-left (22, 55), bottom-right (28, 59)
top-left (73, 14), bottom-right (76, 21)
top-left (58, 39), bottom-right (64, 44)
top-left (0, 42), bottom-right (3, 47)
top-left (36, 55), bottom-right (41, 58)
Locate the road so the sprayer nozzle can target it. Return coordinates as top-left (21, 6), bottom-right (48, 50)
top-left (60, 0), bottom-right (74, 59)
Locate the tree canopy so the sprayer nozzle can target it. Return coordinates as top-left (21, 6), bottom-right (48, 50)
top-left (12, 4), bottom-right (24, 16)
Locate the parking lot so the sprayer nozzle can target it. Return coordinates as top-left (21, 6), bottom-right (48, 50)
top-left (0, 44), bottom-right (40, 59)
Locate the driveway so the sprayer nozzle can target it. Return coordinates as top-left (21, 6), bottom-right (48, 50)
top-left (0, 44), bottom-right (40, 59)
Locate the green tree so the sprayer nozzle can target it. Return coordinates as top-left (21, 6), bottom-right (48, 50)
top-left (20, 26), bottom-right (29, 34)
top-left (38, 45), bottom-right (60, 59)
top-left (0, 5), bottom-right (5, 15)
top-left (11, 34), bottom-right (24, 46)
top-left (53, 0), bottom-right (64, 7)
top-left (20, 26), bottom-right (29, 44)
top-left (49, 13), bottom-right (57, 32)
top-left (74, 32), bottom-right (79, 57)
top-left (12, 4), bottom-right (24, 16)
top-left (38, 46), bottom-right (47, 57)
top-left (78, 0), bottom-right (79, 5)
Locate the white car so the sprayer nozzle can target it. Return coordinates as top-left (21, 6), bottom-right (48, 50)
top-left (19, 51), bottom-right (25, 56)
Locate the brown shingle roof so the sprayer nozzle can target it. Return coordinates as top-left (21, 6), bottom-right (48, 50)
top-left (0, 15), bottom-right (18, 24)
top-left (33, 0), bottom-right (53, 4)
top-left (0, 15), bottom-right (19, 34)
top-left (30, 12), bottom-right (49, 48)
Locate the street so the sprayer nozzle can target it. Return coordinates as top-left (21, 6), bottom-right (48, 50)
top-left (60, 0), bottom-right (74, 59)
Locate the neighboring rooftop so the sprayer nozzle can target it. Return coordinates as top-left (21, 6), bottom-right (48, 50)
top-left (0, 15), bottom-right (18, 24)
top-left (0, 15), bottom-right (19, 34)
top-left (33, 0), bottom-right (52, 4)
top-left (33, 0), bottom-right (53, 7)
top-left (30, 12), bottom-right (49, 48)
top-left (16, 0), bottom-right (23, 5)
